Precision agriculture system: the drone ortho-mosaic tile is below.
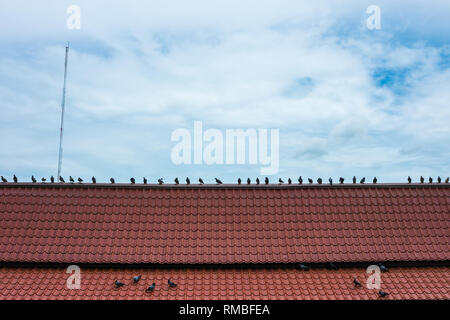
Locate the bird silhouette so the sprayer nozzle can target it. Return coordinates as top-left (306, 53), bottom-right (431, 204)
top-left (130, 177), bottom-right (135, 184)
top-left (78, 177), bottom-right (83, 183)
top-left (238, 178), bottom-right (242, 185)
top-left (279, 178), bottom-right (284, 184)
top-left (110, 178), bottom-right (115, 184)
top-left (168, 279), bottom-right (177, 288)
top-left (215, 178), bottom-right (223, 184)
top-left (146, 283), bottom-right (156, 293)
top-left (265, 177), bottom-right (269, 185)
top-left (69, 176), bottom-right (74, 183)
top-left (256, 178), bottom-right (260, 185)
top-left (353, 278), bottom-right (362, 288)
top-left (339, 177), bottom-right (344, 184)
top-left (175, 177), bottom-right (180, 185)
top-left (13, 175), bottom-right (18, 183)
top-left (92, 176), bottom-right (96, 184)
top-left (437, 176), bottom-right (441, 183)
top-left (114, 280), bottom-right (125, 288)
top-left (420, 176), bottom-right (424, 183)
top-left (408, 176), bottom-right (412, 184)
top-left (352, 176), bottom-right (357, 184)
top-left (133, 275), bottom-right (141, 283)
top-left (329, 178), bottom-right (332, 185)
top-left (308, 178), bottom-right (313, 184)
top-left (429, 177), bottom-right (433, 183)
top-left (31, 176), bottom-right (37, 183)
top-left (298, 176), bottom-right (303, 184)
top-left (199, 178), bottom-right (204, 185)
top-left (317, 178), bottom-right (322, 184)
top-left (50, 176), bottom-right (55, 183)
top-left (1, 176), bottom-right (7, 183)
top-left (445, 177), bottom-right (449, 184)
top-left (378, 290), bottom-right (389, 298)
top-left (379, 263), bottom-right (389, 273)
top-left (41, 177), bottom-right (46, 183)
top-left (185, 177), bottom-right (190, 185)
top-left (373, 177), bottom-right (377, 184)
top-left (59, 176), bottom-right (65, 183)
top-left (143, 177), bottom-right (147, 184)
top-left (158, 178), bottom-right (164, 185)
top-left (297, 264), bottom-right (309, 271)
top-left (288, 178), bottom-right (292, 184)
top-left (247, 178), bottom-right (251, 185)
top-left (360, 177), bottom-right (365, 184)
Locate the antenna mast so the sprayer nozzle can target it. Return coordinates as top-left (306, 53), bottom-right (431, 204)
top-left (57, 43), bottom-right (69, 182)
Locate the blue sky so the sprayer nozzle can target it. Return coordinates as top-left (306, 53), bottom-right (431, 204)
top-left (0, 0), bottom-right (449, 183)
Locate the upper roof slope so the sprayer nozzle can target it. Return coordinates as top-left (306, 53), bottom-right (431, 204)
top-left (0, 183), bottom-right (448, 264)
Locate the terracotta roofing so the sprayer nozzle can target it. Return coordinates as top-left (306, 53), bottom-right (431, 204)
top-left (1, 266), bottom-right (448, 300)
top-left (0, 183), bottom-right (448, 264)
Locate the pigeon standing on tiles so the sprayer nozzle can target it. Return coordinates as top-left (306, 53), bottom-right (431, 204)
top-left (328, 178), bottom-right (332, 185)
top-left (278, 178), bottom-right (284, 184)
top-left (317, 178), bottom-right (322, 184)
top-left (288, 178), bottom-right (292, 184)
top-left (114, 280), bottom-right (125, 288)
top-left (297, 264), bottom-right (309, 271)
top-left (420, 176), bottom-right (424, 184)
top-left (110, 178), bottom-right (115, 184)
top-left (78, 177), bottom-right (83, 183)
top-left (31, 176), bottom-right (37, 183)
top-left (13, 175), bottom-right (18, 183)
top-left (339, 177), bottom-right (344, 184)
top-left (133, 275), bottom-right (141, 283)
top-left (360, 177), bottom-right (365, 184)
top-left (373, 177), bottom-right (377, 184)
top-left (185, 177), bottom-right (189, 185)
top-left (378, 290), bottom-right (389, 298)
top-left (168, 279), bottom-right (177, 288)
top-left (352, 176), bottom-right (357, 184)
top-left (265, 177), bottom-right (269, 185)
top-left (92, 176), bottom-right (96, 184)
top-left (429, 177), bottom-right (433, 183)
top-left (308, 178), bottom-right (313, 184)
top-left (158, 178), bottom-right (164, 185)
top-left (445, 177), bottom-right (449, 183)
top-left (238, 178), bottom-right (242, 185)
top-left (353, 278), bottom-right (362, 288)
top-left (143, 177), bottom-right (147, 184)
top-left (298, 176), bottom-right (303, 184)
top-left (437, 176), bottom-right (441, 183)
top-left (256, 178), bottom-right (260, 185)
top-left (69, 176), bottom-right (75, 183)
top-left (199, 178), bottom-right (204, 185)
top-left (41, 177), bottom-right (46, 183)
top-left (175, 177), bottom-right (180, 185)
top-left (146, 283), bottom-right (156, 293)
top-left (59, 176), bottom-right (65, 183)
top-left (407, 176), bottom-right (412, 184)
top-left (215, 178), bottom-right (223, 184)
top-left (247, 178), bottom-right (251, 185)
top-left (50, 176), bottom-right (55, 183)
top-left (130, 177), bottom-right (135, 184)
top-left (379, 263), bottom-right (389, 272)
top-left (1, 176), bottom-right (7, 183)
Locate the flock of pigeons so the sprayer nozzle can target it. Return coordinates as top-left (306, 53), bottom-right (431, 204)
top-left (114, 276), bottom-right (176, 293)
top-left (1, 175), bottom-right (449, 185)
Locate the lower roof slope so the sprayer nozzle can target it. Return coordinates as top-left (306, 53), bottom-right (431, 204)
top-left (0, 183), bottom-right (448, 264)
top-left (1, 266), bottom-right (448, 300)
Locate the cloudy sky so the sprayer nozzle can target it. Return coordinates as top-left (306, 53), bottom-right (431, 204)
top-left (0, 0), bottom-right (449, 183)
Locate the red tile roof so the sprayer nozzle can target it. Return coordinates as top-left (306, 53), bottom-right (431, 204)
top-left (1, 266), bottom-right (448, 300)
top-left (0, 183), bottom-right (448, 264)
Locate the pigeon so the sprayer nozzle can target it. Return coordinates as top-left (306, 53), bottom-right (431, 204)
top-left (339, 177), bottom-right (344, 184)
top-left (317, 178), bottom-right (322, 184)
top-left (378, 290), bottom-right (389, 298)
top-left (298, 176), bottom-right (303, 184)
top-left (41, 177), bottom-right (46, 183)
top-left (13, 175), bottom-right (18, 183)
top-left (238, 178), bottom-right (242, 185)
top-left (59, 176), bottom-right (65, 183)
top-left (158, 178), bottom-right (164, 185)
top-left (353, 176), bottom-right (357, 184)
top-left (92, 176), bottom-right (96, 184)
top-left (114, 280), bottom-right (125, 288)
top-left (373, 177), bottom-right (377, 184)
top-left (1, 176), bottom-right (7, 183)
top-left (133, 275), bottom-right (141, 283)
top-left (379, 263), bottom-right (389, 273)
top-left (215, 178), bottom-right (223, 184)
top-left (256, 178), bottom-right (260, 185)
top-left (69, 176), bottom-right (75, 183)
top-left (445, 177), bottom-right (449, 184)
top-left (437, 176), bottom-right (441, 183)
top-left (143, 177), bottom-right (147, 184)
top-left (329, 178), bottom-right (333, 185)
top-left (429, 177), bottom-right (433, 184)
top-left (297, 264), bottom-right (309, 271)
top-left (31, 176), bottom-right (37, 183)
top-left (78, 177), bottom-right (83, 183)
top-left (308, 178), bottom-right (313, 184)
top-left (278, 178), bottom-right (284, 184)
top-left (265, 177), bottom-right (269, 185)
top-left (420, 176), bottom-right (424, 184)
top-left (288, 178), bottom-right (292, 184)
top-left (50, 176), bottom-right (55, 183)
top-left (353, 278), bottom-right (362, 288)
top-left (175, 177), bottom-right (180, 185)
top-left (168, 279), bottom-right (177, 288)
top-left (130, 177), bottom-right (135, 184)
top-left (328, 262), bottom-right (338, 270)
top-left (185, 177), bottom-right (190, 185)
top-left (408, 176), bottom-right (412, 184)
top-left (110, 178), bottom-right (115, 184)
top-left (199, 178), bottom-right (204, 185)
top-left (247, 178), bottom-right (251, 185)
top-left (146, 283), bottom-right (156, 293)
top-left (360, 177), bottom-right (365, 184)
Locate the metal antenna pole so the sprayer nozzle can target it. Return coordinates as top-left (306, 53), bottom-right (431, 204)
top-left (57, 43), bottom-right (69, 182)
